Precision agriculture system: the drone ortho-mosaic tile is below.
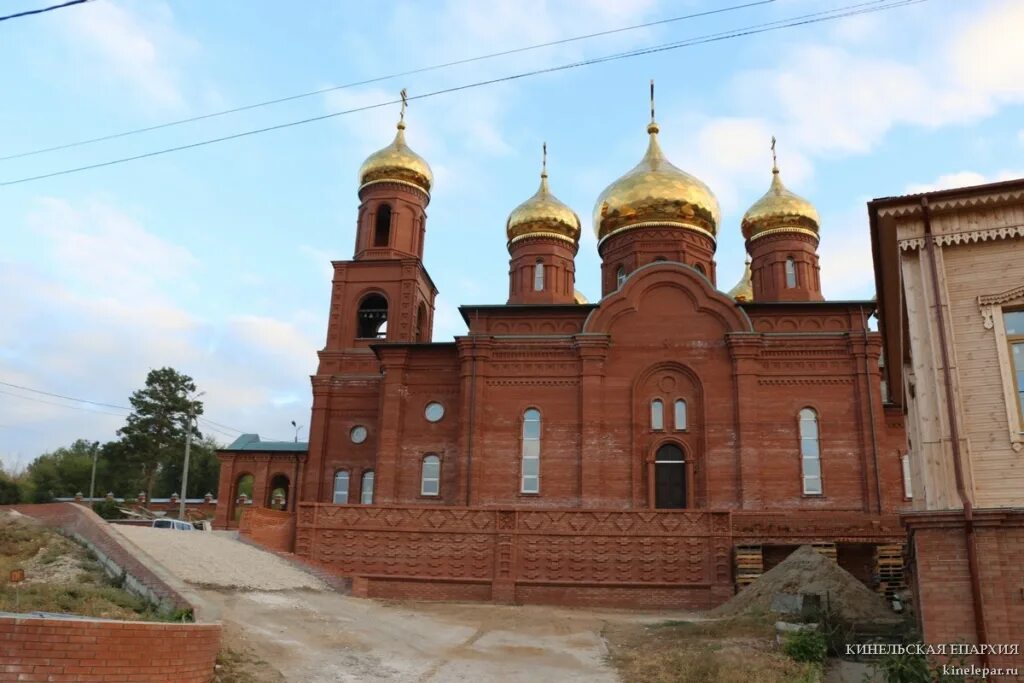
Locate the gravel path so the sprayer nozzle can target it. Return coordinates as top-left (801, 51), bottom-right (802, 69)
top-left (112, 525), bottom-right (325, 591)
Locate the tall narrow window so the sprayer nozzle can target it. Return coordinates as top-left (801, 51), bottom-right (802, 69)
top-left (674, 400), bottom-right (687, 430)
top-left (901, 454), bottom-right (913, 499)
top-left (799, 408), bottom-right (821, 494)
top-left (785, 257), bottom-right (797, 288)
top-left (333, 470), bottom-right (349, 504)
top-left (360, 470), bottom-right (374, 504)
top-left (374, 204), bottom-right (392, 247)
top-left (616, 266), bottom-right (627, 288)
top-left (1005, 309), bottom-right (1024, 428)
top-left (879, 353), bottom-right (890, 404)
top-left (421, 455), bottom-right (440, 496)
top-left (533, 260), bottom-right (545, 291)
top-left (521, 409), bottom-right (541, 493)
top-left (651, 399), bottom-right (664, 431)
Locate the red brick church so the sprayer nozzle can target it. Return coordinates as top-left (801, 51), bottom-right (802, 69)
top-left (216, 95), bottom-right (910, 608)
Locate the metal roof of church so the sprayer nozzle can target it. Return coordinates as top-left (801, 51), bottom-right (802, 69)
top-left (224, 433), bottom-right (308, 452)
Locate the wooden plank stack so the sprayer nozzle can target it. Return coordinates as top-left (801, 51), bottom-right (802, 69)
top-left (874, 543), bottom-right (906, 601)
top-left (734, 544), bottom-right (763, 591)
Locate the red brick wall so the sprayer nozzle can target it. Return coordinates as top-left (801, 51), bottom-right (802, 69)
top-left (905, 510), bottom-right (1024, 671)
top-left (0, 616), bottom-right (220, 683)
top-left (297, 503), bottom-right (735, 607)
top-left (238, 506), bottom-right (295, 553)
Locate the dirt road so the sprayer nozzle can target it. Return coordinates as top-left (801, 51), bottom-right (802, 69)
top-left (113, 525), bottom-right (654, 682)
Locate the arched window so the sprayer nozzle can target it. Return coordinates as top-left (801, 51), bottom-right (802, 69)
top-left (357, 293), bottom-right (388, 339)
top-left (616, 266), bottom-right (627, 288)
top-left (674, 400), bottom-right (687, 430)
top-left (360, 470), bottom-right (375, 504)
top-left (332, 470), bottom-right (349, 504)
top-left (533, 260), bottom-right (545, 291)
top-left (374, 204), bottom-right (392, 247)
top-left (799, 408), bottom-right (821, 494)
top-left (421, 455), bottom-right (440, 496)
top-left (785, 258), bottom-right (797, 288)
top-left (415, 302), bottom-right (428, 342)
top-left (695, 263), bottom-right (706, 276)
top-left (521, 408), bottom-right (541, 493)
top-left (650, 399), bottom-right (664, 431)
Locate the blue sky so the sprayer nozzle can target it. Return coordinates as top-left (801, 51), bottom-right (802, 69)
top-left (1, 0), bottom-right (1022, 467)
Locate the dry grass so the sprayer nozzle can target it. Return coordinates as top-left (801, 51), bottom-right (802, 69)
top-left (0, 511), bottom-right (163, 621)
top-left (213, 647), bottom-right (285, 683)
top-left (606, 616), bottom-right (821, 683)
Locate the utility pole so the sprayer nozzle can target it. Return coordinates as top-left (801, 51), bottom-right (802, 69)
top-left (179, 391), bottom-right (205, 521)
top-left (88, 441), bottom-right (99, 504)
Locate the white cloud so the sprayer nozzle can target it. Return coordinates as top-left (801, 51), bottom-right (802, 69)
top-left (903, 169), bottom-right (1024, 195)
top-left (55, 0), bottom-right (193, 109)
top-left (0, 198), bottom-right (320, 466)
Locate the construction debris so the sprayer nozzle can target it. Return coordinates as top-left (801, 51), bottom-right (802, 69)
top-left (713, 545), bottom-right (899, 624)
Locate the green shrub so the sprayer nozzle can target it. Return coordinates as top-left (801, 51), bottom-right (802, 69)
top-left (91, 499), bottom-right (124, 519)
top-left (783, 629), bottom-right (828, 663)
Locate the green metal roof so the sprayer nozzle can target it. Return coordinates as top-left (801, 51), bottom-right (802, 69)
top-left (224, 434), bottom-right (308, 452)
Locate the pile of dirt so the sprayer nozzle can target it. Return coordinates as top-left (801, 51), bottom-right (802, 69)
top-left (712, 545), bottom-right (898, 624)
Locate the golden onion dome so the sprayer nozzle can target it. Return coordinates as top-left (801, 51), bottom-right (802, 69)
top-left (358, 116), bottom-right (433, 196)
top-left (727, 256), bottom-right (753, 303)
top-left (506, 146), bottom-right (581, 248)
top-left (593, 120), bottom-right (720, 243)
top-left (741, 164), bottom-right (820, 242)
top-left (573, 289), bottom-right (589, 304)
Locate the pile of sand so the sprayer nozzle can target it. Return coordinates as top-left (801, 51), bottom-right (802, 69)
top-left (713, 545), bottom-right (898, 624)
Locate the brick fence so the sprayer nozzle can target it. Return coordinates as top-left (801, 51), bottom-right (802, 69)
top-left (239, 506), bottom-right (295, 553)
top-left (903, 509), bottom-right (1024, 672)
top-left (296, 503), bottom-right (735, 608)
top-left (4, 504), bottom-right (222, 682)
top-left (0, 617), bottom-right (221, 683)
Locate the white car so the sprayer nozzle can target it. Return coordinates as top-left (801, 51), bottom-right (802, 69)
top-left (152, 519), bottom-right (195, 531)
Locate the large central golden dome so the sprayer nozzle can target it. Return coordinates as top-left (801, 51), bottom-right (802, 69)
top-left (507, 150), bottom-right (581, 248)
top-left (358, 118), bottom-right (433, 196)
top-left (593, 121), bottom-right (720, 243)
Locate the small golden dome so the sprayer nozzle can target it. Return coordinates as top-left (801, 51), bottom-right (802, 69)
top-left (358, 118), bottom-right (433, 196)
top-left (741, 166), bottom-right (820, 242)
top-left (593, 121), bottom-right (720, 243)
top-left (507, 147), bottom-right (581, 248)
top-left (727, 256), bottom-right (753, 302)
top-left (573, 289), bottom-right (589, 304)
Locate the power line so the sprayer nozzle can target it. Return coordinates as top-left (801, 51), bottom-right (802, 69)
top-left (0, 379), bottom-right (271, 438)
top-left (0, 379), bottom-right (130, 410)
top-left (0, 0), bottom-right (93, 23)
top-left (0, 0), bottom-right (928, 188)
top-left (0, 0), bottom-right (775, 161)
top-left (0, 388), bottom-right (129, 418)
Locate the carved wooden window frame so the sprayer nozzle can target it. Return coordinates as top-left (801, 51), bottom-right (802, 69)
top-left (978, 286), bottom-right (1024, 452)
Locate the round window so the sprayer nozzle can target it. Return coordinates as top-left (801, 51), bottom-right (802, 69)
top-left (350, 426), bottom-right (368, 444)
top-left (424, 402), bottom-right (445, 422)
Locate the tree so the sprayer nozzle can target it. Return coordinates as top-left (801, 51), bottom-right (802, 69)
top-left (116, 368), bottom-right (204, 503)
top-left (22, 439), bottom-right (97, 502)
top-left (156, 436), bottom-right (221, 499)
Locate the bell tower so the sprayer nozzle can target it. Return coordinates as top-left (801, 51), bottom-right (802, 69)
top-left (323, 92), bottom-right (438, 358)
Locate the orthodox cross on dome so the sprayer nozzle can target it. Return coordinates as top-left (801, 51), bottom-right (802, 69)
top-left (771, 135), bottom-right (779, 174)
top-left (399, 88), bottom-right (408, 124)
top-left (649, 79), bottom-right (656, 123)
top-left (541, 142), bottom-right (548, 178)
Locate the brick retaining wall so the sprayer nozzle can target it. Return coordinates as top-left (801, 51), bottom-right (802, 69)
top-left (238, 506), bottom-right (295, 553)
top-left (3, 504), bottom-right (222, 682)
top-left (0, 616), bottom-right (220, 683)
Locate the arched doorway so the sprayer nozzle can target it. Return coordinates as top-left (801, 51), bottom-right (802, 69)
top-left (267, 474), bottom-right (289, 511)
top-left (654, 443), bottom-right (686, 509)
top-left (233, 473), bottom-right (255, 522)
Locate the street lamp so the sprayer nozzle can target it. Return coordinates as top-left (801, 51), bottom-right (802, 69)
top-left (180, 390), bottom-right (205, 521)
top-left (291, 420), bottom-right (304, 443)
